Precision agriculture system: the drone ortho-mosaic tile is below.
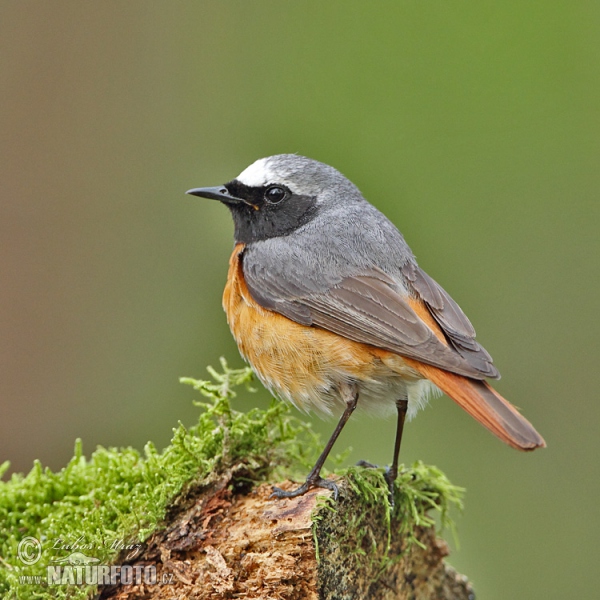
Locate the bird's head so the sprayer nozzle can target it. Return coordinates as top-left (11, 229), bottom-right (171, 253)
top-left (187, 154), bottom-right (363, 243)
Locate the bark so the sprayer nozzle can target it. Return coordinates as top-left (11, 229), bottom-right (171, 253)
top-left (99, 470), bottom-right (474, 600)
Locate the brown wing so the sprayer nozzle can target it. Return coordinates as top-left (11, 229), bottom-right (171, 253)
top-left (243, 253), bottom-right (498, 380)
top-left (401, 262), bottom-right (499, 378)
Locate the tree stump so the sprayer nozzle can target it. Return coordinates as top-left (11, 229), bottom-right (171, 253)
top-left (99, 470), bottom-right (474, 600)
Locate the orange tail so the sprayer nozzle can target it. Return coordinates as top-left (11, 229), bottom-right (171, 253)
top-left (406, 360), bottom-right (546, 451)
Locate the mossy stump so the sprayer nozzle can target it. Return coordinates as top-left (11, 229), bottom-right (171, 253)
top-left (99, 469), bottom-right (473, 600)
top-left (1, 362), bottom-right (472, 600)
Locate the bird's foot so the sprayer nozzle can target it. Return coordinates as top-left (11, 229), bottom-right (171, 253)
top-left (355, 459), bottom-right (379, 469)
top-left (356, 460), bottom-right (397, 505)
top-left (271, 476), bottom-right (339, 501)
top-left (384, 466), bottom-right (398, 507)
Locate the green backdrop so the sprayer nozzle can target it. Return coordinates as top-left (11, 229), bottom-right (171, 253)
top-left (1, 2), bottom-right (598, 598)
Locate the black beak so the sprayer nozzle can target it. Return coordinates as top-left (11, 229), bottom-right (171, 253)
top-left (186, 186), bottom-right (244, 205)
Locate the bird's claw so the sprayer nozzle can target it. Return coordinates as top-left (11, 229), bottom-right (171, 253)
top-left (384, 466), bottom-right (398, 507)
top-left (270, 476), bottom-right (339, 501)
top-left (355, 459), bottom-right (379, 469)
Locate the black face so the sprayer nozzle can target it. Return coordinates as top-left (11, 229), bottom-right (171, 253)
top-left (223, 179), bottom-right (319, 244)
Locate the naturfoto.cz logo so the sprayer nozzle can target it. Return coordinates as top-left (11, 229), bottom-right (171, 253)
top-left (16, 536), bottom-right (173, 587)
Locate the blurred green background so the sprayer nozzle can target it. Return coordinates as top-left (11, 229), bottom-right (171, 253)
top-left (1, 2), bottom-right (598, 598)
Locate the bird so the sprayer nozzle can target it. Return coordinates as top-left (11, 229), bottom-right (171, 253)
top-left (187, 154), bottom-right (545, 500)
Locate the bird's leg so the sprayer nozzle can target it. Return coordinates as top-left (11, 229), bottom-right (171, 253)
top-left (271, 383), bottom-right (359, 501)
top-left (384, 399), bottom-right (409, 503)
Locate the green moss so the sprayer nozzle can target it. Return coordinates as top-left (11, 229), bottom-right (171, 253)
top-left (0, 358), bottom-right (464, 599)
top-left (343, 461), bottom-right (464, 550)
top-left (312, 465), bottom-right (464, 594)
top-left (0, 359), bottom-right (319, 600)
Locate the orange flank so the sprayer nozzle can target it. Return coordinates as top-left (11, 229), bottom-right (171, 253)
top-left (222, 245), bottom-right (419, 413)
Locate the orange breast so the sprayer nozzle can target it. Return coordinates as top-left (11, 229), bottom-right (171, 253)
top-left (222, 245), bottom-right (420, 415)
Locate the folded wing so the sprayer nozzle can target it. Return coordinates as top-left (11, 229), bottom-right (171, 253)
top-left (243, 254), bottom-right (498, 380)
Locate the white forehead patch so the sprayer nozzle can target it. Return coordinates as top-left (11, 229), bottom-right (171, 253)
top-left (236, 158), bottom-right (274, 187)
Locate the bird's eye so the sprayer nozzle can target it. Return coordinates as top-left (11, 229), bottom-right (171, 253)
top-left (264, 186), bottom-right (287, 204)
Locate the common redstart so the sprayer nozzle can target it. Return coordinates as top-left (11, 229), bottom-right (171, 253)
top-left (187, 154), bottom-right (545, 499)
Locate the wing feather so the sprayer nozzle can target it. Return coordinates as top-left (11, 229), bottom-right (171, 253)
top-left (243, 251), bottom-right (498, 380)
top-left (402, 263), bottom-right (499, 378)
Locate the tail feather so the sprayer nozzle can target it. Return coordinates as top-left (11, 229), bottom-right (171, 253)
top-left (406, 360), bottom-right (546, 451)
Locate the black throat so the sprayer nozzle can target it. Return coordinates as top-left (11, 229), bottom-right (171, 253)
top-left (224, 180), bottom-right (319, 244)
